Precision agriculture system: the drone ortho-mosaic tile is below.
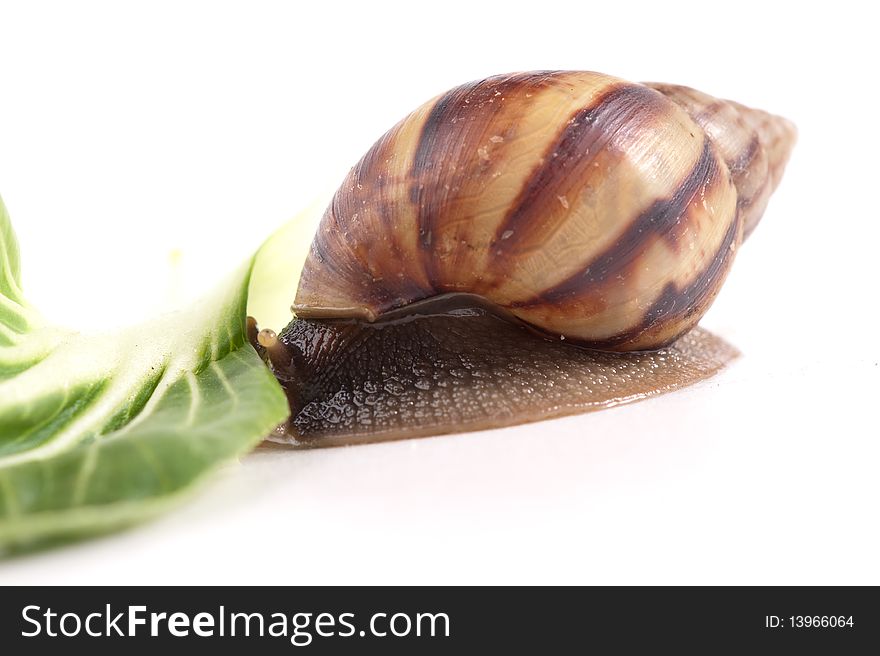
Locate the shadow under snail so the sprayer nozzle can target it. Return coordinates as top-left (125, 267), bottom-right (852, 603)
top-left (250, 70), bottom-right (796, 448)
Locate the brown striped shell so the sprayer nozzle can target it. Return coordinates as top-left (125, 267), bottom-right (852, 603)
top-left (293, 71), bottom-right (795, 351)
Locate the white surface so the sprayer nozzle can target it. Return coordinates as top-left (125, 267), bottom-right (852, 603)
top-left (0, 0), bottom-right (878, 584)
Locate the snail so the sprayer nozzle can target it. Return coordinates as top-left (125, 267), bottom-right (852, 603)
top-left (252, 70), bottom-right (795, 447)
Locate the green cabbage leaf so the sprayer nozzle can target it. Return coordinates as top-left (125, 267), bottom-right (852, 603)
top-left (0, 196), bottom-right (289, 554)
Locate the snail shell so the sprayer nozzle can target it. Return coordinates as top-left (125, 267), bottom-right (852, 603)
top-left (293, 71), bottom-right (795, 351)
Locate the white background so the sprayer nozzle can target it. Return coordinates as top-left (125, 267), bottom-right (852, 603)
top-left (0, 0), bottom-right (877, 584)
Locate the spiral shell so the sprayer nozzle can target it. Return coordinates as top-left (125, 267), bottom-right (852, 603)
top-left (293, 71), bottom-right (795, 350)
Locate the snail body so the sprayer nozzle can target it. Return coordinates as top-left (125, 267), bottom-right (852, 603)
top-left (267, 297), bottom-right (739, 447)
top-left (293, 71), bottom-right (795, 351)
